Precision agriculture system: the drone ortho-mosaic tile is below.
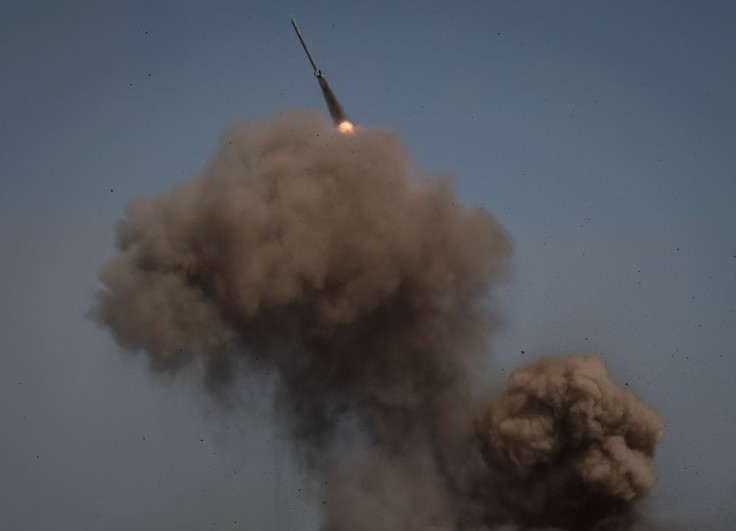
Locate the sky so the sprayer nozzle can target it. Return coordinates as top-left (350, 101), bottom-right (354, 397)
top-left (1, 1), bottom-right (735, 529)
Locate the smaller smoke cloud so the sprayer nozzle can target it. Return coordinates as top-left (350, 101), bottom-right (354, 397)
top-left (476, 355), bottom-right (663, 531)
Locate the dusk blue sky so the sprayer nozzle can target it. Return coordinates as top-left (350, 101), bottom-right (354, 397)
top-left (1, 1), bottom-right (735, 529)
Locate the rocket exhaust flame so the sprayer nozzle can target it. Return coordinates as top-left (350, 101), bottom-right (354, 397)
top-left (93, 110), bottom-right (663, 530)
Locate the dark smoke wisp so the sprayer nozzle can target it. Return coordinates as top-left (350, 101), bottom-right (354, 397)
top-left (93, 111), bottom-right (662, 530)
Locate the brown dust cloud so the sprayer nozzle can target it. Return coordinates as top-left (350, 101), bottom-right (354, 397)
top-left (93, 111), bottom-right (663, 531)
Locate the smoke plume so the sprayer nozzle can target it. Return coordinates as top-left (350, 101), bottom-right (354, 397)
top-left (317, 76), bottom-right (348, 125)
top-left (476, 355), bottom-right (663, 530)
top-left (93, 111), bottom-right (662, 530)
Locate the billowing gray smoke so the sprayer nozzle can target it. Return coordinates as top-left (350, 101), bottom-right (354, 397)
top-left (93, 111), bottom-right (662, 530)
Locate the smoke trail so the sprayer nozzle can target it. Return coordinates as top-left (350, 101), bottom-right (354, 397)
top-left (93, 111), bottom-right (662, 530)
top-left (317, 76), bottom-right (347, 125)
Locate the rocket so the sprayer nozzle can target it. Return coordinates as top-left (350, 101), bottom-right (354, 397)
top-left (290, 17), bottom-right (350, 128)
top-left (291, 17), bottom-right (324, 79)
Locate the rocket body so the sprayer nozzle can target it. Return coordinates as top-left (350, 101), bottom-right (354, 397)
top-left (291, 17), bottom-right (323, 78)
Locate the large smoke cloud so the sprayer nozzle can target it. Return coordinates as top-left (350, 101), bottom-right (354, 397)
top-left (93, 111), bottom-right (662, 530)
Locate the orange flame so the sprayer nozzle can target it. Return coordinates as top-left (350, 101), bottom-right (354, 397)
top-left (338, 121), bottom-right (354, 134)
